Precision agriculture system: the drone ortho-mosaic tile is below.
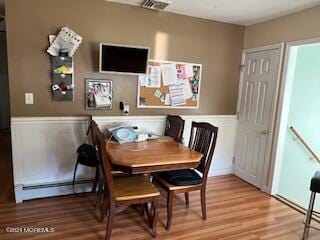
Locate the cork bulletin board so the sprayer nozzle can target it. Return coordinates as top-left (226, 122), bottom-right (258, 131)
top-left (137, 60), bottom-right (202, 109)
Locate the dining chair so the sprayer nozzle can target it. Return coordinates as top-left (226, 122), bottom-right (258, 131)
top-left (90, 120), bottom-right (131, 211)
top-left (164, 115), bottom-right (185, 143)
top-left (95, 125), bottom-right (160, 240)
top-left (153, 121), bottom-right (218, 230)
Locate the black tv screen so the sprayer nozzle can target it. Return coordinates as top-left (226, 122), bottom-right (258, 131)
top-left (99, 44), bottom-right (149, 74)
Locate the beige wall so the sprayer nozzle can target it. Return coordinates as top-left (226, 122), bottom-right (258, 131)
top-left (5, 0), bottom-right (244, 117)
top-left (244, 6), bottom-right (320, 49)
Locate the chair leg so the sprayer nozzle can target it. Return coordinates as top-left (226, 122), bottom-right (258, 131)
top-left (144, 203), bottom-right (151, 224)
top-left (152, 198), bottom-right (159, 238)
top-left (96, 179), bottom-right (104, 210)
top-left (140, 203), bottom-right (145, 216)
top-left (200, 188), bottom-right (207, 220)
top-left (100, 195), bottom-right (109, 222)
top-left (92, 166), bottom-right (99, 192)
top-left (72, 161), bottom-right (79, 193)
top-left (104, 205), bottom-right (115, 240)
top-left (302, 191), bottom-right (316, 240)
top-left (166, 191), bottom-right (174, 230)
top-left (185, 192), bottom-right (189, 208)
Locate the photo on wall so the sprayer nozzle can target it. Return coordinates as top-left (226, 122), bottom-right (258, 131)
top-left (86, 79), bottom-right (112, 110)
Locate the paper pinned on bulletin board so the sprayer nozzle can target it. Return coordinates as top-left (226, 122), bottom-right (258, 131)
top-left (169, 82), bottom-right (186, 106)
top-left (185, 64), bottom-right (194, 78)
top-left (177, 64), bottom-right (187, 80)
top-left (138, 74), bottom-right (147, 87)
top-left (146, 66), bottom-right (161, 88)
top-left (180, 79), bottom-right (193, 100)
top-left (164, 94), bottom-right (171, 105)
top-left (161, 63), bottom-right (178, 86)
top-left (153, 89), bottom-right (162, 98)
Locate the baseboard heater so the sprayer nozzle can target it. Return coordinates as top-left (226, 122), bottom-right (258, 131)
top-left (15, 179), bottom-right (95, 203)
top-left (22, 179), bottom-right (94, 190)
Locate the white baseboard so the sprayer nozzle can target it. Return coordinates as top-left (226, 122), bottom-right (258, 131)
top-left (11, 115), bottom-right (237, 202)
top-left (210, 167), bottom-right (234, 176)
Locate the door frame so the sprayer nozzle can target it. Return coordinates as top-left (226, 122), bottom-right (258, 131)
top-left (236, 43), bottom-right (284, 193)
top-left (270, 37), bottom-right (320, 195)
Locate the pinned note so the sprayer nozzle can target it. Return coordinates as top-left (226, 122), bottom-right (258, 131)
top-left (185, 64), bottom-right (194, 79)
top-left (183, 80), bottom-right (193, 100)
top-left (164, 94), bottom-right (171, 105)
top-left (146, 66), bottom-right (161, 88)
top-left (138, 74), bottom-right (146, 87)
top-left (177, 65), bottom-right (186, 80)
top-left (161, 63), bottom-right (178, 86)
top-left (153, 89), bottom-right (162, 98)
top-left (169, 82), bottom-right (186, 106)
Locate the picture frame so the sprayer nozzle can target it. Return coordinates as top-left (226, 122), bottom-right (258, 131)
top-left (86, 79), bottom-right (113, 110)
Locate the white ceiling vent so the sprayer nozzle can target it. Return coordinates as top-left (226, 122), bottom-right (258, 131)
top-left (141, 0), bottom-right (171, 11)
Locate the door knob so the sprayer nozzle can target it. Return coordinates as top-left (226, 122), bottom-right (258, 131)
top-left (261, 130), bottom-right (268, 135)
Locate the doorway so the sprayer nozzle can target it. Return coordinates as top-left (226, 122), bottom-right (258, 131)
top-left (0, 3), bottom-right (14, 203)
top-left (272, 39), bottom-right (320, 210)
top-left (234, 44), bottom-right (283, 192)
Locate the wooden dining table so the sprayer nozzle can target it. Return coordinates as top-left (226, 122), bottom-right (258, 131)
top-left (106, 136), bottom-right (203, 174)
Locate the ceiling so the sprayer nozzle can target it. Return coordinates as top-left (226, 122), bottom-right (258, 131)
top-left (106, 0), bottom-right (320, 26)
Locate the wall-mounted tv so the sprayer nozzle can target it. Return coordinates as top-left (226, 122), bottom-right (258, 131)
top-left (99, 43), bottom-right (149, 75)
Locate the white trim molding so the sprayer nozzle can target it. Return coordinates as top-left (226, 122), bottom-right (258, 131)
top-left (11, 115), bottom-right (237, 202)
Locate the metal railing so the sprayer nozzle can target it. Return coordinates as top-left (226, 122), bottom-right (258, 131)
top-left (289, 126), bottom-right (320, 164)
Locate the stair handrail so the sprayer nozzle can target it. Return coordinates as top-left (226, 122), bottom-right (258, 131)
top-left (289, 126), bottom-right (320, 164)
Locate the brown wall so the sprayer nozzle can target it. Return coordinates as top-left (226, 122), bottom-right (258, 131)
top-left (5, 0), bottom-right (244, 117)
top-left (244, 6), bottom-right (320, 49)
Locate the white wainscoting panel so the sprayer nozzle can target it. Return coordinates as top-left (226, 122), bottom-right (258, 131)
top-left (11, 115), bottom-right (237, 202)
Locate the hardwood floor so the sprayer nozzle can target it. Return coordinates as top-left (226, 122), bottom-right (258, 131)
top-left (0, 175), bottom-right (319, 240)
top-left (0, 130), bottom-right (14, 203)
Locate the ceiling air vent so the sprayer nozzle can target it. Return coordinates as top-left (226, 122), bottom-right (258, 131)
top-left (141, 0), bottom-right (171, 11)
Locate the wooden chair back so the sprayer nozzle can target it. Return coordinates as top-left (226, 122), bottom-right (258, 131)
top-left (94, 124), bottom-right (116, 203)
top-left (188, 122), bottom-right (218, 182)
top-left (164, 115), bottom-right (185, 143)
top-left (89, 120), bottom-right (99, 147)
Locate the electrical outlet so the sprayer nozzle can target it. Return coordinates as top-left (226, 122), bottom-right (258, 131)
top-left (25, 93), bottom-right (34, 105)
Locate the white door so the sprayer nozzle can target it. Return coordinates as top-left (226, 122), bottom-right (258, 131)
top-left (234, 47), bottom-right (282, 189)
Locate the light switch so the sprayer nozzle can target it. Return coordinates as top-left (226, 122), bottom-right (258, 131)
top-left (25, 93), bottom-right (34, 105)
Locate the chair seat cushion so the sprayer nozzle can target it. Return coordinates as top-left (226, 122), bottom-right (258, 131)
top-left (159, 169), bottom-right (202, 186)
top-left (310, 171), bottom-right (320, 193)
top-left (114, 175), bottom-right (160, 201)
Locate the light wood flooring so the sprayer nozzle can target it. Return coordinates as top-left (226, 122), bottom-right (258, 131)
top-left (0, 175), bottom-right (319, 240)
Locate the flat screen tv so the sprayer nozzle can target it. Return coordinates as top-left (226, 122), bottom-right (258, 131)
top-left (99, 43), bottom-right (149, 75)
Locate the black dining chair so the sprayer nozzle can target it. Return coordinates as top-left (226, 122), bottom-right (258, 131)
top-left (153, 121), bottom-right (218, 230)
top-left (164, 115), bottom-right (185, 143)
